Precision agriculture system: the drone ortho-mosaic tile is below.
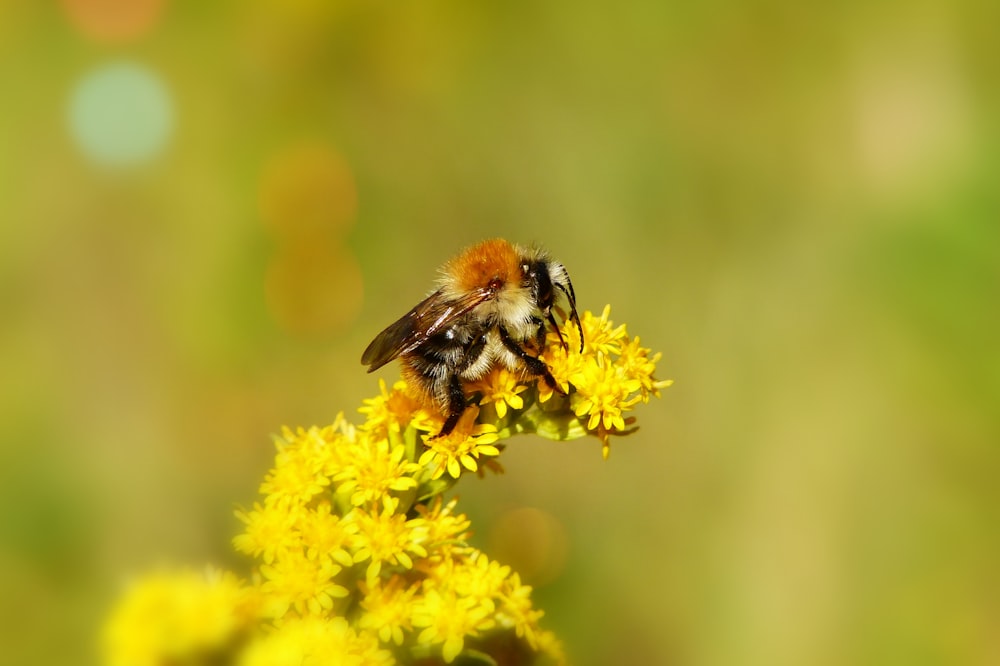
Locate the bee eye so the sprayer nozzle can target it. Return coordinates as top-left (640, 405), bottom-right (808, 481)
top-left (520, 263), bottom-right (530, 274)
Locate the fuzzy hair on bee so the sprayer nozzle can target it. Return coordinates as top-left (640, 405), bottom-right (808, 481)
top-left (361, 238), bottom-right (583, 438)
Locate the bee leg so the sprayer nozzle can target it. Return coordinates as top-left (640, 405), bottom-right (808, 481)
top-left (530, 315), bottom-right (547, 351)
top-left (546, 311), bottom-right (568, 350)
top-left (433, 332), bottom-right (490, 439)
top-left (433, 372), bottom-right (467, 439)
top-left (532, 311), bottom-right (568, 351)
top-left (497, 326), bottom-right (563, 394)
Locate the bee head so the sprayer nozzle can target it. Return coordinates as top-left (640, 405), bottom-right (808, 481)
top-left (519, 248), bottom-right (583, 353)
top-left (521, 257), bottom-right (555, 314)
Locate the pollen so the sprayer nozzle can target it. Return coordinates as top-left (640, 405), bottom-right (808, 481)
top-left (442, 238), bottom-right (520, 294)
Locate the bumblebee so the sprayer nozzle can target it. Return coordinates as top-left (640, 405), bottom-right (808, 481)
top-left (361, 238), bottom-right (583, 437)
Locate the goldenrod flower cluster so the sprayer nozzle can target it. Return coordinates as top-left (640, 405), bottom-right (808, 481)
top-left (102, 306), bottom-right (668, 665)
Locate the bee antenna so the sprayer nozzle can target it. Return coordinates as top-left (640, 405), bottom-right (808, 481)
top-left (555, 282), bottom-right (584, 353)
top-left (547, 310), bottom-right (568, 350)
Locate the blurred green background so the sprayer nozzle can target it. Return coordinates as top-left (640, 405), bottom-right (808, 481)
top-left (2, 1), bottom-right (998, 664)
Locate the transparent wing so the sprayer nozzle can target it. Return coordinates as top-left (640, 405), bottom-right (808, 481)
top-left (360, 287), bottom-right (492, 372)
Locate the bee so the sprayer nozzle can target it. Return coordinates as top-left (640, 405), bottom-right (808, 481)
top-left (361, 238), bottom-right (583, 438)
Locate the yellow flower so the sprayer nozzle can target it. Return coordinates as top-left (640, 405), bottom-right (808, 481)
top-left (495, 570), bottom-right (545, 650)
top-left (530, 305), bottom-right (672, 457)
top-left (238, 616), bottom-right (392, 666)
top-left (358, 378), bottom-right (418, 437)
top-left (411, 497), bottom-right (472, 550)
top-left (333, 431), bottom-right (420, 507)
top-left (420, 548), bottom-right (548, 654)
top-left (474, 366), bottom-right (529, 418)
top-left (535, 629), bottom-right (568, 665)
top-left (359, 378), bottom-right (438, 439)
top-left (618, 336), bottom-right (674, 401)
top-left (102, 303), bottom-right (666, 666)
top-left (571, 353), bottom-right (644, 432)
top-left (294, 500), bottom-right (356, 568)
top-left (260, 423), bottom-right (341, 508)
top-left (233, 500), bottom-right (301, 565)
top-left (351, 496), bottom-right (429, 581)
top-left (258, 549), bottom-right (349, 619)
top-left (357, 378), bottom-right (395, 433)
top-left (417, 407), bottom-right (500, 479)
top-left (447, 549), bottom-right (512, 601)
top-left (358, 575), bottom-right (418, 645)
top-left (539, 305), bottom-right (628, 403)
top-left (579, 304), bottom-right (628, 357)
top-left (411, 585), bottom-right (497, 663)
top-left (410, 548), bottom-right (553, 663)
top-left (538, 340), bottom-right (579, 403)
top-left (102, 567), bottom-right (256, 666)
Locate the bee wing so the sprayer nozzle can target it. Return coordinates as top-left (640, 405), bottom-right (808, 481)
top-left (360, 287), bottom-right (492, 372)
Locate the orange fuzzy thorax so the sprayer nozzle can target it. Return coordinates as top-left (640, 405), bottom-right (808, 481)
top-left (441, 238), bottom-right (521, 294)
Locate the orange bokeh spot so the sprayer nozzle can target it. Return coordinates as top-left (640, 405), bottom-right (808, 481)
top-left (61, 0), bottom-right (166, 44)
top-left (265, 238), bottom-right (364, 336)
top-left (259, 143), bottom-right (358, 238)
